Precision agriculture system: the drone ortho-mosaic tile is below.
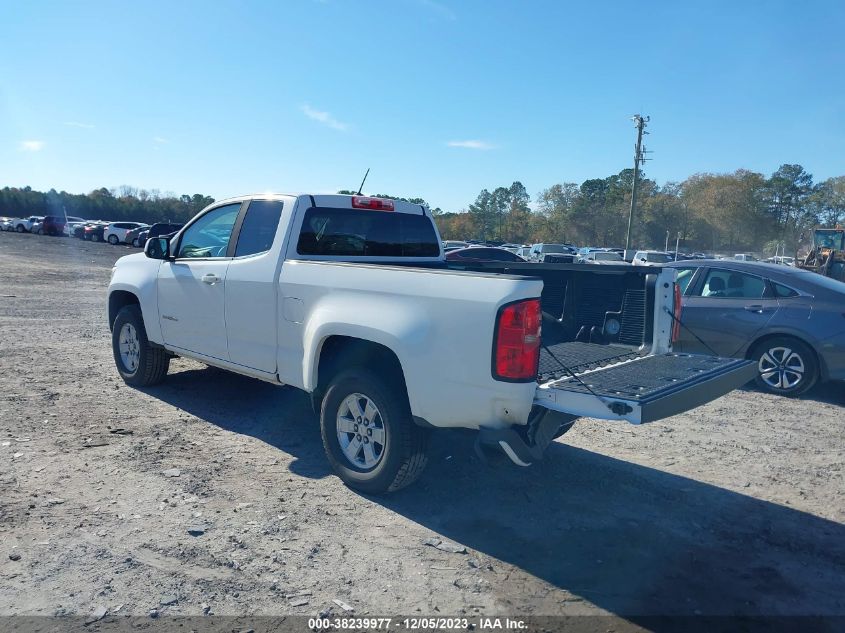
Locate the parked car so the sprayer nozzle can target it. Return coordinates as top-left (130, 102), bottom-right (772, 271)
top-left (442, 240), bottom-right (468, 251)
top-left (64, 219), bottom-right (87, 236)
top-left (125, 226), bottom-right (147, 247)
top-left (135, 222), bottom-right (184, 248)
top-left (0, 217), bottom-right (15, 231)
top-left (84, 222), bottom-right (109, 242)
top-left (667, 260), bottom-right (845, 395)
top-left (766, 256), bottom-right (795, 266)
top-left (30, 220), bottom-right (44, 235)
top-left (528, 243), bottom-right (575, 262)
top-left (734, 253), bottom-right (758, 262)
top-left (14, 216), bottom-right (44, 233)
top-left (632, 250), bottom-right (674, 266)
top-left (516, 246), bottom-right (532, 259)
top-left (40, 215), bottom-right (73, 236)
top-left (579, 250), bottom-right (626, 265)
top-left (107, 193), bottom-right (753, 493)
top-left (104, 222), bottom-right (148, 245)
top-left (445, 246), bottom-right (526, 263)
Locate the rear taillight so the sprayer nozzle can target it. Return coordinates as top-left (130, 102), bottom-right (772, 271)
top-left (351, 196), bottom-right (395, 211)
top-left (493, 299), bottom-right (542, 381)
top-left (671, 283), bottom-right (682, 344)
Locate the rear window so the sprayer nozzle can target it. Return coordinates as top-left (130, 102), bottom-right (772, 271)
top-left (297, 207), bottom-right (439, 257)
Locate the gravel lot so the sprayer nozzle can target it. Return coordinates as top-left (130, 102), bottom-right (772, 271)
top-left (1, 230), bottom-right (844, 621)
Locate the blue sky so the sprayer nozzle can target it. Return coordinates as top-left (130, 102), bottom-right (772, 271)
top-left (2, 0), bottom-right (843, 211)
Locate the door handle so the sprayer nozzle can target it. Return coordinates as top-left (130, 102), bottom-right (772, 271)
top-left (744, 304), bottom-right (768, 313)
top-left (202, 274), bottom-right (220, 285)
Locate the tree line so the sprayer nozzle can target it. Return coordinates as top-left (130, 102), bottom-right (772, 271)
top-left (3, 165), bottom-right (844, 255)
top-left (436, 165), bottom-right (845, 255)
top-left (0, 186), bottom-right (215, 225)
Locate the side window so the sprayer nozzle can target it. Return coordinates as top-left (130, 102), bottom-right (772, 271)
top-left (772, 282), bottom-right (799, 298)
top-left (176, 203), bottom-right (241, 259)
top-left (234, 200), bottom-right (283, 257)
top-left (675, 267), bottom-right (697, 294)
top-left (699, 269), bottom-right (766, 299)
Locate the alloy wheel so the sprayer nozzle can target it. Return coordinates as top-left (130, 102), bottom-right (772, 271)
top-left (118, 323), bottom-right (141, 373)
top-left (759, 346), bottom-right (805, 390)
top-left (336, 393), bottom-right (386, 470)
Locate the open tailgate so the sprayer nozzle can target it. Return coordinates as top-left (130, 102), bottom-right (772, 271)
top-left (535, 351), bottom-right (757, 424)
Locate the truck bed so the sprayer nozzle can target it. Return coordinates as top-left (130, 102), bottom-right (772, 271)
top-left (538, 341), bottom-right (641, 381)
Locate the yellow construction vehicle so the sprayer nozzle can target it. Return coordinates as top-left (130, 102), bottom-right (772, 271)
top-left (799, 227), bottom-right (845, 282)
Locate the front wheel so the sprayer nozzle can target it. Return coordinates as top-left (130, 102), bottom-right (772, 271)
top-left (107, 234), bottom-right (119, 245)
top-left (751, 336), bottom-right (818, 396)
top-left (37, 228), bottom-right (44, 235)
top-left (16, 225), bottom-right (25, 233)
top-left (320, 369), bottom-right (429, 494)
top-left (132, 238), bottom-right (140, 247)
top-left (111, 305), bottom-right (170, 386)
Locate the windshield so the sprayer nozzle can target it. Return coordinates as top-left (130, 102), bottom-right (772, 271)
top-left (543, 244), bottom-right (569, 253)
top-left (594, 251), bottom-right (622, 261)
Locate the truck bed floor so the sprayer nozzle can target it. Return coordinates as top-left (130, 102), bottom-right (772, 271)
top-left (538, 341), bottom-right (641, 381)
top-left (547, 352), bottom-right (747, 400)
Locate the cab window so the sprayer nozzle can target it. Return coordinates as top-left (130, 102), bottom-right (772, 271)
top-left (176, 203), bottom-right (241, 258)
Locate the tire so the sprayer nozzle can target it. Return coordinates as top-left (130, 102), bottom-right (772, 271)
top-left (92, 233), bottom-right (101, 242)
top-left (320, 369), bottom-right (429, 494)
top-left (16, 225), bottom-right (25, 233)
top-left (37, 228), bottom-right (44, 235)
top-left (132, 238), bottom-right (140, 248)
top-left (751, 336), bottom-right (818, 396)
top-left (107, 234), bottom-right (119, 245)
top-left (111, 305), bottom-right (170, 387)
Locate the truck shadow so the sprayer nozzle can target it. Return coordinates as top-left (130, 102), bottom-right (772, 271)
top-left (147, 365), bottom-right (845, 621)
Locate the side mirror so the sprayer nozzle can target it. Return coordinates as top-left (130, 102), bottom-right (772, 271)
top-left (145, 237), bottom-right (171, 260)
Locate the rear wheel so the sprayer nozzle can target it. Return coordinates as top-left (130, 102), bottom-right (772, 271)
top-left (92, 233), bottom-right (101, 242)
top-left (111, 305), bottom-right (170, 387)
top-left (37, 228), bottom-right (44, 235)
top-left (320, 369), bottom-right (428, 494)
top-left (751, 336), bottom-right (818, 396)
top-left (132, 238), bottom-right (140, 247)
top-left (16, 225), bottom-right (25, 233)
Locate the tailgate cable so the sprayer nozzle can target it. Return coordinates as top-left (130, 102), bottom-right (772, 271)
top-left (662, 307), bottom-right (722, 357)
top-left (540, 343), bottom-right (629, 414)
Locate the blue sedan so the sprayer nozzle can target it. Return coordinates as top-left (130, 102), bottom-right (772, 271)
top-left (666, 260), bottom-right (845, 396)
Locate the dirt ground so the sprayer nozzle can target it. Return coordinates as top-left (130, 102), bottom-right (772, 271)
top-left (1, 230), bottom-right (844, 622)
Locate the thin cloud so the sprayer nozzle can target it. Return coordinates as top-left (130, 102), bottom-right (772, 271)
top-left (153, 136), bottom-right (170, 144)
top-left (414, 0), bottom-right (456, 21)
top-left (446, 140), bottom-right (496, 150)
top-left (301, 104), bottom-right (348, 131)
top-left (19, 140), bottom-right (45, 152)
top-left (63, 121), bottom-right (95, 129)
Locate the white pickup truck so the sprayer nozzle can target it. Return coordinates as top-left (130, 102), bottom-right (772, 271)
top-left (107, 193), bottom-right (756, 493)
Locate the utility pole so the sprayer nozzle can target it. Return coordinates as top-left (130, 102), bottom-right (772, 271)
top-left (624, 114), bottom-right (649, 252)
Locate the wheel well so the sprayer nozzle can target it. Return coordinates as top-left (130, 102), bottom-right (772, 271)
top-left (108, 291), bottom-right (140, 331)
top-left (313, 336), bottom-right (408, 412)
top-left (746, 333), bottom-right (825, 379)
